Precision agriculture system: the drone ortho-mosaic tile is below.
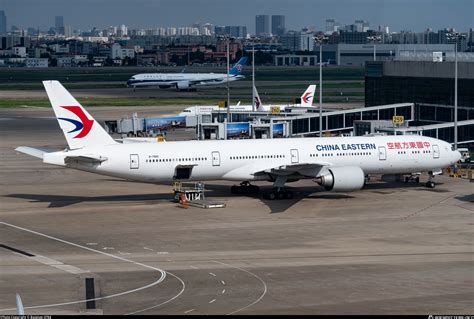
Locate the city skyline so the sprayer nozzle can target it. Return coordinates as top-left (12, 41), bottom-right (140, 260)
top-left (1, 0), bottom-right (472, 34)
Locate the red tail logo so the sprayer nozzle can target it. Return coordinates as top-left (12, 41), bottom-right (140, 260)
top-left (59, 106), bottom-right (94, 138)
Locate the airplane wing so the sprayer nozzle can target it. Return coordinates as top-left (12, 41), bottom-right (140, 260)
top-left (223, 161), bottom-right (330, 180)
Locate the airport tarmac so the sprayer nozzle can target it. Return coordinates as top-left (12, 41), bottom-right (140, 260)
top-left (0, 80), bottom-right (364, 106)
top-left (0, 108), bottom-right (473, 315)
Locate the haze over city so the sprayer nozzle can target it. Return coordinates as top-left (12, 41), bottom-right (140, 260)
top-left (1, 0), bottom-right (473, 32)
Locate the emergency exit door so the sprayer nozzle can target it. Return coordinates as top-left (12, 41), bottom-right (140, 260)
top-left (211, 151), bottom-right (221, 166)
top-left (130, 154), bottom-right (139, 169)
top-left (432, 145), bottom-right (440, 159)
top-left (290, 149), bottom-right (299, 163)
top-left (378, 146), bottom-right (386, 160)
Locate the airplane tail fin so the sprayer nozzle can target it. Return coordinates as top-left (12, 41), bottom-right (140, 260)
top-left (43, 80), bottom-right (117, 150)
top-left (16, 294), bottom-right (24, 315)
top-left (300, 84), bottom-right (316, 107)
top-left (253, 85), bottom-right (263, 111)
top-left (229, 57), bottom-right (248, 76)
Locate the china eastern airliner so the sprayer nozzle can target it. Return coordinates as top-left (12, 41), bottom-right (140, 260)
top-left (126, 57), bottom-right (247, 91)
top-left (15, 81), bottom-right (461, 200)
top-left (178, 85), bottom-right (317, 117)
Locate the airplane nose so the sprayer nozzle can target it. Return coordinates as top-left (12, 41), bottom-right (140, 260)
top-left (454, 150), bottom-right (462, 162)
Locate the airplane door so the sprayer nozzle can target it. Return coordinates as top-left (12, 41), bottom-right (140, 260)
top-left (378, 146), bottom-right (387, 161)
top-left (130, 154), bottom-right (139, 169)
top-left (290, 149), bottom-right (299, 164)
top-left (432, 145), bottom-right (440, 159)
top-left (211, 151), bottom-right (221, 166)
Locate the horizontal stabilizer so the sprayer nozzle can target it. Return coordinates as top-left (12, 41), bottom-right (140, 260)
top-left (15, 146), bottom-right (53, 159)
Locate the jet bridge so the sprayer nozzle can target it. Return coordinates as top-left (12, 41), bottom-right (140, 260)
top-left (200, 103), bottom-right (415, 139)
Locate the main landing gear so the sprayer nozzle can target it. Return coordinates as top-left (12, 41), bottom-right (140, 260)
top-left (262, 175), bottom-right (294, 200)
top-left (230, 181), bottom-right (260, 195)
top-left (403, 174), bottom-right (420, 184)
top-left (263, 188), bottom-right (294, 200)
top-left (402, 172), bottom-right (435, 188)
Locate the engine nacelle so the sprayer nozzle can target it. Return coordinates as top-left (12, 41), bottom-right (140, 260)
top-left (315, 166), bottom-right (365, 192)
top-left (176, 81), bottom-right (190, 90)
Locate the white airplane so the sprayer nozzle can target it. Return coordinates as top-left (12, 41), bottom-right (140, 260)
top-left (178, 84), bottom-right (316, 117)
top-left (16, 81), bottom-right (461, 200)
top-left (127, 57), bottom-right (248, 91)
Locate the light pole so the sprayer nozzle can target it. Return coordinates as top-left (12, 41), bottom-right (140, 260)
top-left (248, 37), bottom-right (260, 112)
top-left (218, 34), bottom-right (233, 123)
top-left (367, 35), bottom-right (382, 61)
top-left (446, 31), bottom-right (466, 150)
top-left (313, 34), bottom-right (329, 137)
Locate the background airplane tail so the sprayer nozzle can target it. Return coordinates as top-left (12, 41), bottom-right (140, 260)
top-left (43, 80), bottom-right (117, 150)
top-left (229, 57), bottom-right (248, 76)
top-left (253, 86), bottom-right (263, 111)
top-left (300, 84), bottom-right (316, 107)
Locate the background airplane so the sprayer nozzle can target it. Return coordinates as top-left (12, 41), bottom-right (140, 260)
top-left (178, 84), bottom-right (317, 116)
top-left (15, 81), bottom-right (461, 201)
top-left (127, 57), bottom-right (248, 91)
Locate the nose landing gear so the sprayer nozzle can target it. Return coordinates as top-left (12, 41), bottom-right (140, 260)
top-left (425, 171), bottom-right (436, 188)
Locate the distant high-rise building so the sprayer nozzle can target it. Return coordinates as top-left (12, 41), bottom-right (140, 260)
top-left (0, 11), bottom-right (6, 35)
top-left (325, 19), bottom-right (339, 34)
top-left (271, 15), bottom-right (285, 36)
top-left (55, 16), bottom-right (64, 34)
top-left (255, 15), bottom-right (270, 37)
top-left (64, 25), bottom-right (73, 37)
top-left (354, 20), bottom-right (369, 32)
top-left (202, 23), bottom-right (214, 36)
top-left (469, 28), bottom-right (474, 51)
top-left (280, 30), bottom-right (300, 52)
top-left (215, 25), bottom-right (247, 38)
top-left (167, 27), bottom-right (176, 36)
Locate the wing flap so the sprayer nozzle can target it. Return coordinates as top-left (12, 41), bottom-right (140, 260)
top-left (64, 155), bottom-right (107, 164)
top-left (223, 162), bottom-right (328, 180)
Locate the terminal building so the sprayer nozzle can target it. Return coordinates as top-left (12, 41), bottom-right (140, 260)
top-left (273, 43), bottom-right (455, 66)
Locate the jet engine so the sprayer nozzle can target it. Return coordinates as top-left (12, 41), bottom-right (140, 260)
top-left (314, 166), bottom-right (365, 192)
top-left (176, 81), bottom-right (190, 90)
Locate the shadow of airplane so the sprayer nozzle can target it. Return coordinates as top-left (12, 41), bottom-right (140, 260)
top-left (455, 194), bottom-right (474, 203)
top-left (6, 193), bottom-right (172, 208)
top-left (5, 179), bottom-right (449, 213)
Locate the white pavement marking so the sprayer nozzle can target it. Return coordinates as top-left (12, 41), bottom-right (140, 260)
top-left (213, 260), bottom-right (267, 315)
top-left (117, 251), bottom-right (131, 256)
top-left (221, 280), bottom-right (225, 285)
top-left (190, 265), bottom-right (198, 269)
top-left (0, 222), bottom-right (185, 314)
top-left (30, 255), bottom-right (89, 275)
top-left (184, 309), bottom-right (195, 314)
top-left (209, 299), bottom-right (216, 304)
top-left (221, 289), bottom-right (226, 294)
top-left (102, 247), bottom-right (115, 250)
top-left (86, 243), bottom-right (98, 246)
top-left (143, 247), bottom-right (153, 251)
top-left (209, 272), bottom-right (216, 277)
